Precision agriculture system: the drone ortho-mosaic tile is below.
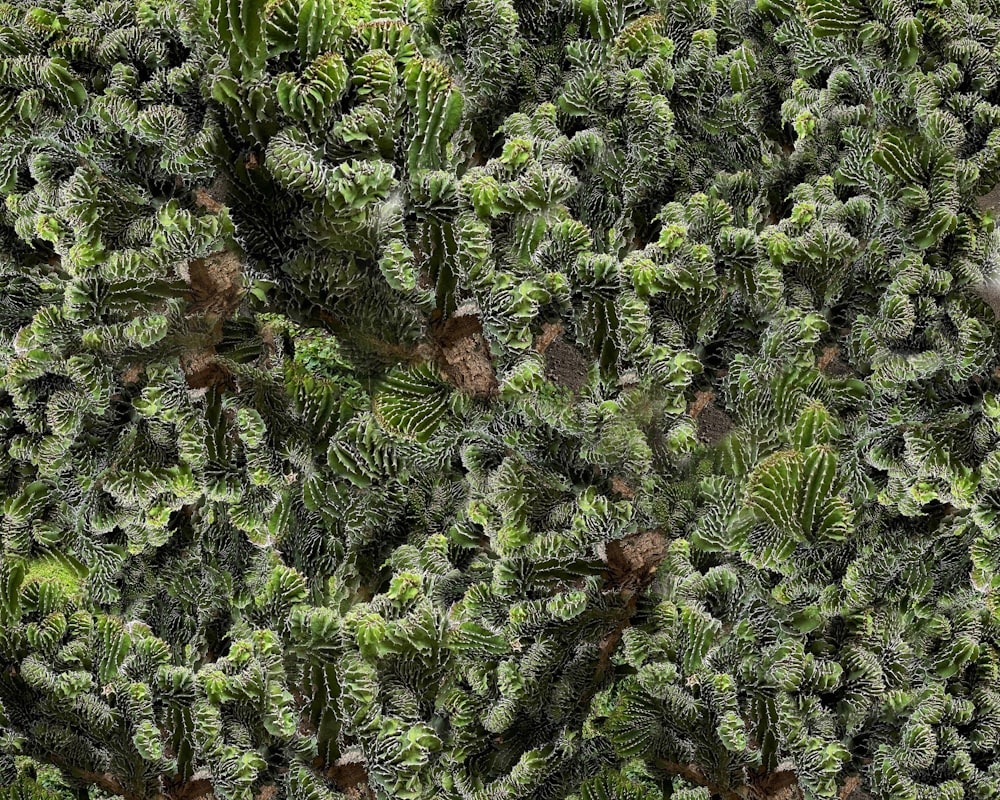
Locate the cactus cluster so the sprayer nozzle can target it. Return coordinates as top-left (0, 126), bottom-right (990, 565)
top-left (1, 0), bottom-right (1000, 798)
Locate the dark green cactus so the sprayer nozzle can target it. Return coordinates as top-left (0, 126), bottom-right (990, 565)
top-left (1, 0), bottom-right (1000, 798)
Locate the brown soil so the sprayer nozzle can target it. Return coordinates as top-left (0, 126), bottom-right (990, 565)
top-left (589, 529), bottom-right (668, 691)
top-left (978, 184), bottom-right (1000, 213)
top-left (544, 337), bottom-right (589, 392)
top-left (689, 390), bottom-right (714, 418)
top-left (121, 363), bottom-right (144, 384)
top-left (160, 779), bottom-right (214, 800)
top-left (328, 761), bottom-right (374, 800)
top-left (838, 777), bottom-right (862, 800)
top-left (533, 321), bottom-right (590, 392)
top-left (747, 770), bottom-right (802, 800)
top-left (178, 248), bottom-right (243, 391)
top-left (818, 345), bottom-right (852, 377)
top-left (592, 627), bottom-right (623, 696)
top-left (193, 174), bottom-right (230, 214)
top-left (180, 349), bottom-right (234, 392)
top-left (595, 530), bottom-right (664, 676)
top-left (604, 529), bottom-right (666, 591)
top-left (259, 323), bottom-right (279, 370)
top-left (432, 313), bottom-right (498, 398)
top-left (609, 476), bottom-right (635, 499)
top-left (817, 346), bottom-right (836, 371)
top-left (156, 776), bottom-right (331, 800)
top-left (843, 777), bottom-right (873, 800)
top-left (186, 249), bottom-right (243, 319)
top-left (692, 400), bottom-right (734, 446)
top-left (194, 188), bottom-right (223, 214)
top-left (534, 321), bottom-right (564, 354)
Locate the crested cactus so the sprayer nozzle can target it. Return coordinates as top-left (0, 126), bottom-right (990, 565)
top-left (1, 0), bottom-right (1000, 798)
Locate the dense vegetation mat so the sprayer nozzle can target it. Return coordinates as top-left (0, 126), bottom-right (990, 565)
top-left (1, 0), bottom-right (1000, 798)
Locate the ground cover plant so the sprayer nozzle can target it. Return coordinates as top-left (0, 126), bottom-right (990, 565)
top-left (1, 0), bottom-right (1000, 798)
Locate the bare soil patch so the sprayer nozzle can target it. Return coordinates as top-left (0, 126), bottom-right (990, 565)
top-left (588, 529), bottom-right (669, 715)
top-left (747, 770), bottom-right (802, 800)
top-left (609, 476), bottom-right (635, 499)
top-left (327, 760), bottom-right (375, 800)
top-left (186, 249), bottom-right (243, 319)
top-left (181, 350), bottom-right (234, 391)
top-left (978, 184), bottom-right (1000, 213)
top-left (534, 321), bottom-right (564, 354)
top-left (689, 392), bottom-right (734, 445)
top-left (535, 322), bottom-right (590, 391)
top-left (818, 345), bottom-right (852, 377)
top-left (432, 313), bottom-right (498, 398)
top-left (193, 175), bottom-right (230, 214)
top-left (121, 363), bottom-right (144, 384)
top-left (544, 337), bottom-right (590, 392)
top-left (604, 528), bottom-right (666, 592)
top-left (178, 248), bottom-right (243, 390)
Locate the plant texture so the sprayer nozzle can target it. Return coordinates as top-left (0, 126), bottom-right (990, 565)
top-left (0, 0), bottom-right (999, 798)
